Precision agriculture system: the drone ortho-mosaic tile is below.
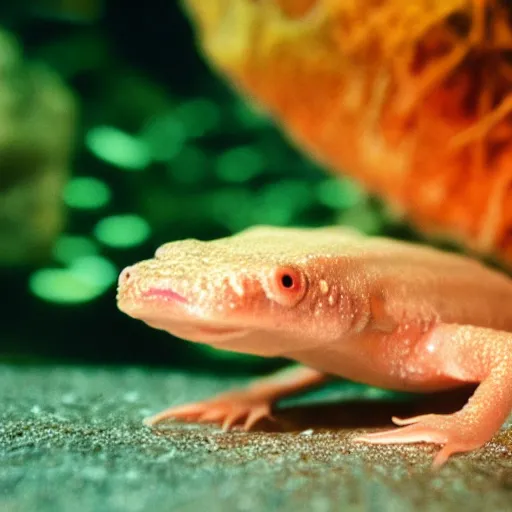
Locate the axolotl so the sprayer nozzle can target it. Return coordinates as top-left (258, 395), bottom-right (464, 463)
top-left (116, 225), bottom-right (512, 466)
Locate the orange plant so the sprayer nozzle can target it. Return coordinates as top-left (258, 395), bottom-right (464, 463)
top-left (183, 0), bottom-right (512, 265)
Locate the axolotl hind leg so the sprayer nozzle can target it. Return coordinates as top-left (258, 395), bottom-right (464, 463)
top-left (144, 366), bottom-right (327, 431)
top-left (355, 324), bottom-right (512, 467)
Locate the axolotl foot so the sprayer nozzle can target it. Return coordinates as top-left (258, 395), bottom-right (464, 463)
top-left (143, 390), bottom-right (274, 431)
top-left (354, 412), bottom-right (490, 468)
top-left (144, 367), bottom-right (326, 432)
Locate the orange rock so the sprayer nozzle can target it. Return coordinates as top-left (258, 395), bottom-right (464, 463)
top-left (182, 0), bottom-right (512, 266)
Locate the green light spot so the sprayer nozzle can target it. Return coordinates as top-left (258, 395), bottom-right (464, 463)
top-left (209, 188), bottom-right (253, 232)
top-left (339, 205), bottom-right (382, 235)
top-left (253, 180), bottom-right (313, 225)
top-left (262, 180), bottom-right (312, 209)
top-left (93, 214), bottom-right (151, 248)
top-left (63, 177), bottom-right (111, 210)
top-left (167, 145), bottom-right (208, 185)
top-left (316, 178), bottom-right (365, 209)
top-left (29, 268), bottom-right (108, 304)
top-left (53, 235), bottom-right (98, 265)
top-left (364, 387), bottom-right (390, 399)
top-left (216, 146), bottom-right (264, 183)
top-left (175, 98), bottom-right (221, 137)
top-left (86, 125), bottom-right (151, 171)
top-left (232, 100), bottom-right (267, 128)
top-left (197, 344), bottom-right (264, 362)
top-left (69, 255), bottom-right (118, 288)
top-left (141, 114), bottom-right (186, 162)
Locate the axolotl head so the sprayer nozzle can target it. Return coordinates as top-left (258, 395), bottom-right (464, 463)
top-left (116, 226), bottom-right (368, 358)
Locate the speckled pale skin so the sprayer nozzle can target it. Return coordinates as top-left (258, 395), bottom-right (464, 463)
top-left (117, 225), bottom-right (512, 467)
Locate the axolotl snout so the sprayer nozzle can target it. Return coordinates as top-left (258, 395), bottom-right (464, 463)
top-left (117, 225), bottom-right (512, 466)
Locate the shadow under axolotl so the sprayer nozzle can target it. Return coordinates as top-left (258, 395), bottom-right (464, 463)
top-left (267, 386), bottom-right (477, 433)
top-left (153, 384), bottom-right (479, 433)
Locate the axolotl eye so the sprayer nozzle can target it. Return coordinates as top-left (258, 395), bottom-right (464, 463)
top-left (267, 266), bottom-right (308, 307)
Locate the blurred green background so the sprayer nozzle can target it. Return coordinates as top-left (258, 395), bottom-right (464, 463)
top-left (0, 0), bottom-right (407, 374)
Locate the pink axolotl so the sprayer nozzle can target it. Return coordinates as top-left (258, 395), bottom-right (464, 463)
top-left (116, 225), bottom-right (512, 467)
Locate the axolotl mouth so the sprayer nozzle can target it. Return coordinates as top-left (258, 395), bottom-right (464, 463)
top-left (117, 273), bottom-right (251, 343)
top-left (144, 287), bottom-right (188, 303)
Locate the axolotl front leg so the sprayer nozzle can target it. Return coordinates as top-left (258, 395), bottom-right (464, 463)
top-left (144, 366), bottom-right (328, 430)
top-left (356, 323), bottom-right (512, 467)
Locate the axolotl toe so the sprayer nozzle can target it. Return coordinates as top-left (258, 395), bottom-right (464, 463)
top-left (117, 225), bottom-right (512, 467)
